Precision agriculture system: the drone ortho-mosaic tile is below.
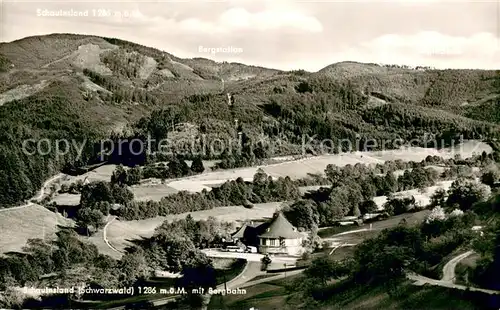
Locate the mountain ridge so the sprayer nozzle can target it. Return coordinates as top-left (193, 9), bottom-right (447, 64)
top-left (0, 33), bottom-right (499, 207)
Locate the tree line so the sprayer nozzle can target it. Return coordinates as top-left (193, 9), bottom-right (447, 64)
top-left (3, 71), bottom-right (498, 208)
top-left (116, 172), bottom-right (300, 221)
top-left (293, 190), bottom-right (497, 308)
top-left (0, 215), bottom-right (236, 309)
top-left (75, 150), bottom-right (497, 228)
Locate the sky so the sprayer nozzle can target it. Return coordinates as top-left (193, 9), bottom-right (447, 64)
top-left (1, 0), bottom-right (499, 71)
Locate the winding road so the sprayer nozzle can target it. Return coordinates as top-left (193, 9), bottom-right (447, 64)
top-left (321, 230), bottom-right (498, 296)
top-left (102, 215), bottom-right (124, 255)
top-left (0, 173), bottom-right (63, 212)
top-left (95, 231), bottom-right (500, 309)
top-left (441, 250), bottom-right (474, 282)
top-left (407, 250), bottom-right (500, 295)
top-left (406, 272), bottom-right (500, 295)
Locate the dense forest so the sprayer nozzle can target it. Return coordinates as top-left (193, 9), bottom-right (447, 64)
top-left (2, 155), bottom-right (499, 309)
top-left (0, 34), bottom-right (499, 209)
top-left (285, 188), bottom-right (500, 309)
top-left (69, 151), bottom-right (496, 229)
top-left (0, 216), bottom-right (236, 309)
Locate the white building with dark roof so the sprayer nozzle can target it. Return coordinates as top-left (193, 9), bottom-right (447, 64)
top-left (257, 212), bottom-right (304, 256)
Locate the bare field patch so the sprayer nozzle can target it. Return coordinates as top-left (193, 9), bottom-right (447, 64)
top-left (105, 202), bottom-right (283, 253)
top-left (138, 55), bottom-right (157, 79)
top-left (71, 44), bottom-right (116, 74)
top-left (62, 164), bottom-right (118, 185)
top-left (0, 204), bottom-right (73, 254)
top-left (83, 229), bottom-right (122, 260)
top-left (162, 141), bottom-right (491, 194)
top-left (51, 193), bottom-right (81, 206)
top-left (366, 95), bottom-right (389, 108)
top-left (0, 80), bottom-right (50, 106)
top-left (159, 68), bottom-right (175, 77)
top-left (77, 72), bottom-right (111, 94)
top-left (130, 183), bottom-right (179, 202)
top-left (373, 180), bottom-right (455, 210)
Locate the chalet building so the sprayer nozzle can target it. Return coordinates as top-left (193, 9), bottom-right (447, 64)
top-left (258, 212), bottom-right (304, 256)
top-left (231, 222), bottom-right (261, 246)
top-left (230, 212), bottom-right (304, 256)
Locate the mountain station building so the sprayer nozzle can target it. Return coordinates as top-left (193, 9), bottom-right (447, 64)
top-left (230, 212), bottom-right (305, 256)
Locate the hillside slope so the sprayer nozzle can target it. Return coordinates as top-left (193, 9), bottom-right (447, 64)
top-left (0, 33), bottom-right (499, 207)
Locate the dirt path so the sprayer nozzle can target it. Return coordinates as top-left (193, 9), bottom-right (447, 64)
top-left (407, 272), bottom-right (500, 295)
top-left (407, 251), bottom-right (500, 295)
top-left (223, 261), bottom-right (261, 290)
top-left (102, 215), bottom-right (125, 256)
top-left (0, 173), bottom-right (63, 213)
top-left (321, 225), bottom-right (498, 296)
top-left (232, 249), bottom-right (500, 296)
top-left (202, 249), bottom-right (297, 263)
top-left (441, 250), bottom-right (474, 282)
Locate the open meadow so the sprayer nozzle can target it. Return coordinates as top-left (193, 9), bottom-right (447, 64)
top-left (0, 204), bottom-right (73, 254)
top-left (48, 140), bottom-right (491, 205)
top-left (94, 141), bottom-right (490, 257)
top-left (50, 193), bottom-right (81, 206)
top-left (163, 140), bottom-right (491, 194)
top-left (103, 178), bottom-right (458, 257)
top-left (372, 180), bottom-right (456, 209)
top-left (129, 182), bottom-right (179, 202)
top-left (62, 164), bottom-right (119, 184)
top-left (105, 202), bottom-right (283, 254)
top-left (36, 140), bottom-right (492, 258)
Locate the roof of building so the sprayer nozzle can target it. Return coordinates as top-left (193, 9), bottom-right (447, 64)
top-left (231, 221), bottom-right (267, 239)
top-left (231, 223), bottom-right (249, 239)
top-left (258, 212), bottom-right (302, 239)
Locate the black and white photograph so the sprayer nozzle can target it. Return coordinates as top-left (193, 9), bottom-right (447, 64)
top-left (1, 0), bottom-right (500, 309)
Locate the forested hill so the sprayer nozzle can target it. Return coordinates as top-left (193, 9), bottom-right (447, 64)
top-left (0, 33), bottom-right (499, 207)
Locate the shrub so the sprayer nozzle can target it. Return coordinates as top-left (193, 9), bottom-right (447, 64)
top-left (243, 201), bottom-right (254, 209)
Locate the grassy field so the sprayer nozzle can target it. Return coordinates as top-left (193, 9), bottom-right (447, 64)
top-left (318, 209), bottom-right (430, 239)
top-left (455, 252), bottom-right (481, 286)
top-left (49, 165), bottom-right (119, 206)
top-left (48, 140), bottom-right (490, 204)
top-left (49, 141), bottom-right (488, 257)
top-left (63, 164), bottom-right (118, 184)
top-left (105, 202), bottom-right (283, 253)
top-left (50, 193), bottom-right (81, 206)
top-left (129, 182), bottom-right (179, 202)
top-left (160, 140), bottom-right (491, 194)
top-left (372, 180), bottom-right (455, 210)
top-left (50, 161), bottom-right (218, 204)
top-left (104, 177), bottom-right (448, 257)
top-left (0, 204), bottom-right (73, 254)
